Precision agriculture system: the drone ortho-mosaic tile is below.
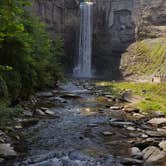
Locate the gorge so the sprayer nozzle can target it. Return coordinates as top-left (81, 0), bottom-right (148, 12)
top-left (31, 0), bottom-right (166, 79)
top-left (0, 1), bottom-right (166, 166)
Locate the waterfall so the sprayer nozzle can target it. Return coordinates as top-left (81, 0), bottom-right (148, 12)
top-left (74, 2), bottom-right (93, 78)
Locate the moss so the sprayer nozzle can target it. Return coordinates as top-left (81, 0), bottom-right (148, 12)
top-left (121, 38), bottom-right (166, 77)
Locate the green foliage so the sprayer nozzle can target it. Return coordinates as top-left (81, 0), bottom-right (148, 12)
top-left (0, 76), bottom-right (8, 99)
top-left (0, 103), bottom-right (23, 127)
top-left (0, 0), bottom-right (63, 100)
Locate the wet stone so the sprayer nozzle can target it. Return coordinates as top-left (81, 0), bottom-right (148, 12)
top-left (0, 144), bottom-right (17, 157)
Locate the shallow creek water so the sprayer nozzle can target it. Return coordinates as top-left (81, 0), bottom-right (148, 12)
top-left (14, 80), bottom-right (141, 166)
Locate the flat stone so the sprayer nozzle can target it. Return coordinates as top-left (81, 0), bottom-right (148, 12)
top-left (159, 141), bottom-right (166, 152)
top-left (36, 92), bottom-right (53, 97)
top-left (126, 126), bottom-right (135, 131)
top-left (151, 111), bottom-right (165, 117)
top-left (121, 157), bottom-right (143, 164)
top-left (40, 107), bottom-right (49, 111)
top-left (133, 113), bottom-right (145, 119)
top-left (142, 146), bottom-right (166, 162)
top-left (0, 144), bottom-right (17, 157)
top-left (35, 109), bottom-right (46, 116)
top-left (45, 110), bottom-right (55, 116)
top-left (148, 118), bottom-right (166, 127)
top-left (60, 93), bottom-right (81, 99)
top-left (109, 119), bottom-right (134, 127)
top-left (145, 130), bottom-right (166, 137)
top-left (102, 131), bottom-right (113, 136)
top-left (110, 106), bottom-right (121, 110)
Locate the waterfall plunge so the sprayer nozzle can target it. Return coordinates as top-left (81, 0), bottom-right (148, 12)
top-left (74, 2), bottom-right (93, 78)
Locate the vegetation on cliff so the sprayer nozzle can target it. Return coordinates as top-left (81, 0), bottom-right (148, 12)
top-left (120, 38), bottom-right (166, 79)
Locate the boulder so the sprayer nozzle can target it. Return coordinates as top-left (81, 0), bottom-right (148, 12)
top-left (130, 147), bottom-right (142, 158)
top-left (142, 146), bottom-right (166, 163)
top-left (0, 144), bottom-right (17, 157)
top-left (159, 141), bottom-right (166, 152)
top-left (147, 118), bottom-right (166, 127)
top-left (122, 91), bottom-right (142, 103)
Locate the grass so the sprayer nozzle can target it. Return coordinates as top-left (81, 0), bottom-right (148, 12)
top-left (121, 38), bottom-right (166, 77)
top-left (96, 81), bottom-right (166, 113)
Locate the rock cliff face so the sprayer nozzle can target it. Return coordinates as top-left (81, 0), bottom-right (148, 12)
top-left (31, 0), bottom-right (166, 77)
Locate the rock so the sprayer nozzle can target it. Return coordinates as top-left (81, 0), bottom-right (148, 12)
top-left (52, 97), bottom-right (67, 103)
top-left (35, 109), bottom-right (46, 116)
top-left (105, 95), bottom-right (114, 99)
top-left (122, 91), bottom-right (143, 103)
top-left (141, 134), bottom-right (148, 138)
top-left (123, 106), bottom-right (140, 113)
top-left (147, 118), bottom-right (166, 127)
top-left (121, 157), bottom-right (143, 165)
top-left (109, 119), bottom-right (134, 127)
top-left (133, 113), bottom-right (145, 119)
top-left (142, 146), bottom-right (166, 163)
top-left (126, 126), bottom-right (135, 131)
top-left (0, 144), bottom-right (17, 157)
top-left (0, 158), bottom-right (4, 163)
top-left (159, 141), bottom-right (166, 152)
top-left (14, 125), bottom-right (23, 129)
top-left (45, 110), bottom-right (55, 116)
top-left (23, 110), bottom-right (33, 117)
top-left (145, 130), bottom-right (166, 137)
top-left (36, 92), bottom-right (53, 98)
top-left (102, 131), bottom-right (113, 136)
top-left (134, 140), bottom-right (159, 150)
top-left (40, 107), bottom-right (49, 111)
top-left (109, 109), bottom-right (126, 119)
top-left (130, 147), bottom-right (142, 158)
top-left (151, 111), bottom-right (165, 117)
top-left (110, 106), bottom-right (121, 110)
top-left (60, 93), bottom-right (81, 99)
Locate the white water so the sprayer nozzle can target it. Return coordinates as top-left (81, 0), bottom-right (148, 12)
top-left (73, 2), bottom-right (93, 78)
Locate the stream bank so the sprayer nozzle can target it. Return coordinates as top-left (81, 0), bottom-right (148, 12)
top-left (1, 80), bottom-right (166, 166)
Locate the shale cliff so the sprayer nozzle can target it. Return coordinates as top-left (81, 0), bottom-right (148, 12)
top-left (31, 0), bottom-right (166, 78)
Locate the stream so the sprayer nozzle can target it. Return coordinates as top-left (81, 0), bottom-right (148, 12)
top-left (13, 80), bottom-right (166, 166)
